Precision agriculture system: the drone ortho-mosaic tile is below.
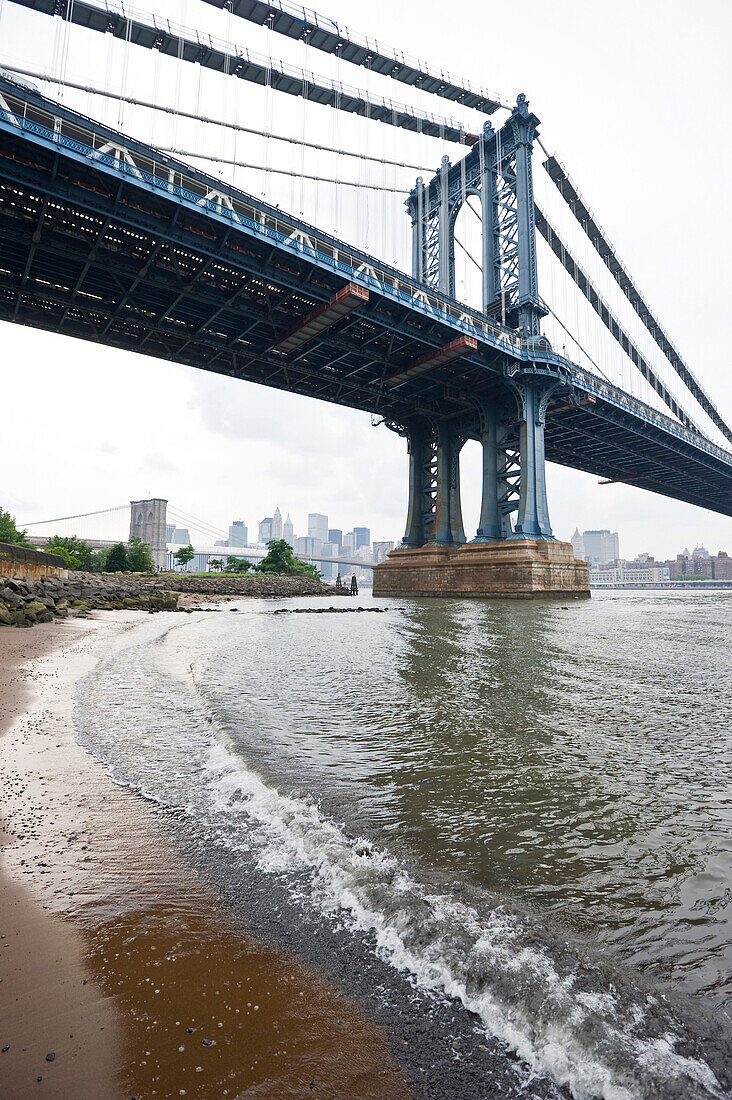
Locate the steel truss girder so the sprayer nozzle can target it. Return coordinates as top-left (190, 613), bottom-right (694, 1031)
top-left (408, 95), bottom-right (543, 335)
top-left (0, 164), bottom-right (503, 413)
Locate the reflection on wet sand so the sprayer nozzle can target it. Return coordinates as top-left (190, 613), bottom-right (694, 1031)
top-left (0, 616), bottom-right (412, 1100)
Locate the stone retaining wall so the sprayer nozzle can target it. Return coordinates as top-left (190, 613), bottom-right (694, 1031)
top-left (0, 542), bottom-right (67, 580)
top-left (154, 573), bottom-right (339, 597)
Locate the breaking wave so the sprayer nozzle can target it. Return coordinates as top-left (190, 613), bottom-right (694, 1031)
top-left (74, 613), bottom-right (728, 1100)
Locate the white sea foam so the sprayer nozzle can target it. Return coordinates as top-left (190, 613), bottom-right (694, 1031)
top-left (202, 735), bottom-right (724, 1100)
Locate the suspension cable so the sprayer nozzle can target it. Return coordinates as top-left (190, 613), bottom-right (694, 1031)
top-left (199, 0), bottom-right (509, 115)
top-left (4, 0), bottom-right (476, 144)
top-left (23, 504), bottom-right (129, 526)
top-left (0, 63), bottom-right (438, 172)
top-left (537, 136), bottom-right (732, 442)
top-left (153, 146), bottom-right (410, 192)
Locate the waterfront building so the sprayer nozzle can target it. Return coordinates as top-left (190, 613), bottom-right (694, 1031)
top-left (166, 545), bottom-right (255, 573)
top-left (590, 560), bottom-right (669, 586)
top-left (272, 507), bottom-right (283, 541)
top-left (582, 529), bottom-right (620, 564)
top-left (328, 528), bottom-right (342, 548)
top-left (228, 520), bottom-right (248, 547)
top-left (283, 513), bottom-right (295, 546)
top-left (669, 547), bottom-right (732, 579)
top-left (258, 517), bottom-right (273, 544)
top-left (353, 527), bottom-right (371, 550)
top-left (308, 513), bottom-right (329, 544)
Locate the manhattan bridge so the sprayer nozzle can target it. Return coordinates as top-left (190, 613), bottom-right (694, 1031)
top-left (0, 0), bottom-right (730, 593)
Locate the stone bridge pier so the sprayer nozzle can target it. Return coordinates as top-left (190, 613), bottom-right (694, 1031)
top-left (373, 371), bottom-right (589, 599)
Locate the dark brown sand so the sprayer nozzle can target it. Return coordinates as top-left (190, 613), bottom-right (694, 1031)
top-left (0, 614), bottom-right (413, 1100)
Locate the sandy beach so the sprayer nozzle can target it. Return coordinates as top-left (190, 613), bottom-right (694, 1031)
top-left (0, 613), bottom-right (412, 1100)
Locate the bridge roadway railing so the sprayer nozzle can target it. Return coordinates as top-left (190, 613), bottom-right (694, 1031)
top-left (568, 365), bottom-right (732, 467)
top-left (0, 77), bottom-right (521, 359)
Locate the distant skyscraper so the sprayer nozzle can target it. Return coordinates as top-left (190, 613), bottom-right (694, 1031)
top-left (353, 527), bottom-right (370, 550)
top-left (308, 513), bottom-right (328, 543)
top-left (295, 536), bottom-right (321, 558)
top-left (582, 529), bottom-right (619, 564)
top-left (570, 528), bottom-right (586, 561)
top-left (258, 517), bottom-right (273, 543)
top-left (272, 506), bottom-right (283, 540)
top-left (229, 520), bottom-right (248, 547)
top-left (343, 532), bottom-right (355, 553)
top-left (283, 513), bottom-right (294, 546)
top-left (328, 528), bottom-right (342, 548)
top-left (319, 541), bottom-right (338, 580)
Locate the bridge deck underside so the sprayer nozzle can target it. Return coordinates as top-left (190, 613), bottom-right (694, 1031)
top-left (0, 119), bottom-right (513, 423)
top-left (1, 118), bottom-right (731, 518)
top-left (545, 404), bottom-right (732, 516)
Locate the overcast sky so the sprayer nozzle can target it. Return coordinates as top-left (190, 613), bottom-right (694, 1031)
top-left (0, 0), bottom-right (730, 558)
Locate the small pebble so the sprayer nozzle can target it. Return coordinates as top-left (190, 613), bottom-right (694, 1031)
top-left (45, 1053), bottom-right (55, 1062)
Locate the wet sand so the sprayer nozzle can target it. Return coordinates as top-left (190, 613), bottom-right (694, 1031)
top-left (0, 614), bottom-right (412, 1100)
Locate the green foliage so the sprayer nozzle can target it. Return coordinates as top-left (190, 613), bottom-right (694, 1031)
top-left (174, 543), bottom-right (195, 568)
top-left (225, 555), bottom-right (253, 573)
top-left (0, 507), bottom-right (31, 547)
top-left (127, 535), bottom-right (155, 572)
top-left (45, 534), bottom-right (95, 571)
top-left (90, 548), bottom-right (109, 573)
top-left (255, 539), bottom-right (320, 579)
top-left (106, 542), bottom-right (129, 572)
top-left (208, 558), bottom-right (224, 572)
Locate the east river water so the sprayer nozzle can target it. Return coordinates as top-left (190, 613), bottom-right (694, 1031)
top-left (74, 590), bottom-right (732, 1099)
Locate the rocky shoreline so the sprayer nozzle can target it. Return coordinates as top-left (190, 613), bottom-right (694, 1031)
top-left (0, 571), bottom-right (341, 627)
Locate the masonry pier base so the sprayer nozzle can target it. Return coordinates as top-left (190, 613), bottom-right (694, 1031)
top-left (372, 540), bottom-right (590, 600)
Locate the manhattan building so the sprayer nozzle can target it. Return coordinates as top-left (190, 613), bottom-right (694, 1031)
top-left (228, 520), bottom-right (248, 547)
top-left (283, 513), bottom-right (294, 546)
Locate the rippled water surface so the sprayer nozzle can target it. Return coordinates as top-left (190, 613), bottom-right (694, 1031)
top-left (200, 591), bottom-right (732, 1001)
top-left (75, 590), bottom-right (732, 1099)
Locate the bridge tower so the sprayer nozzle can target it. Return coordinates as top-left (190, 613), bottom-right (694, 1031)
top-left (375, 96), bottom-right (588, 597)
top-left (129, 498), bottom-right (168, 571)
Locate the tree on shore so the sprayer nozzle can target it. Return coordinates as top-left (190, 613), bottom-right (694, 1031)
top-left (255, 539), bottom-right (320, 579)
top-left (0, 507), bottom-right (31, 547)
top-left (106, 542), bottom-right (129, 572)
top-left (174, 543), bottom-right (195, 570)
top-left (127, 535), bottom-right (155, 572)
top-left (208, 558), bottom-right (223, 572)
top-left (225, 555), bottom-right (252, 573)
top-left (45, 535), bottom-right (95, 571)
